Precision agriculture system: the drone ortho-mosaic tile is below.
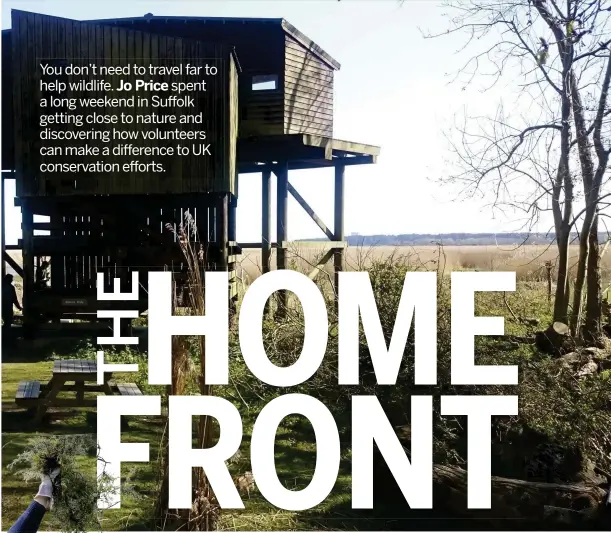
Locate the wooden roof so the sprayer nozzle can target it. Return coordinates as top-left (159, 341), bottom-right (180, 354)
top-left (238, 134), bottom-right (380, 173)
top-left (87, 15), bottom-right (341, 71)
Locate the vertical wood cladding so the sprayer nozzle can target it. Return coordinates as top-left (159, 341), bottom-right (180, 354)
top-left (91, 18), bottom-right (287, 138)
top-left (283, 35), bottom-right (333, 137)
top-left (12, 10), bottom-right (238, 197)
top-left (95, 18), bottom-right (336, 138)
top-left (1, 30), bottom-right (14, 170)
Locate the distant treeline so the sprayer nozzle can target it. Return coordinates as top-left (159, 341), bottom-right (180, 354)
top-left (302, 233), bottom-right (605, 246)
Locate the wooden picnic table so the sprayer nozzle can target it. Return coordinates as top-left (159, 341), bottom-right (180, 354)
top-left (15, 358), bottom-right (141, 423)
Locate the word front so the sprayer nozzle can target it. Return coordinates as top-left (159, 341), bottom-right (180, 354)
top-left (97, 270), bottom-right (519, 512)
top-left (98, 393), bottom-right (517, 511)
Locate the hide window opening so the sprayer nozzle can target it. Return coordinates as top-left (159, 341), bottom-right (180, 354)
top-left (252, 74), bottom-right (278, 91)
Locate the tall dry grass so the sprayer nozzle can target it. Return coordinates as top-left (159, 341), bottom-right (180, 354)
top-left (234, 244), bottom-right (611, 287)
top-left (155, 212), bottom-right (219, 532)
top-left (7, 244), bottom-right (610, 292)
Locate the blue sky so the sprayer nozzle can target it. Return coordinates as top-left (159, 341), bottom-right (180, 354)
top-left (1, 0), bottom-right (524, 244)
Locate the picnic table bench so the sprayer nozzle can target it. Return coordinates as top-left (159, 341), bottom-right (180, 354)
top-left (15, 359), bottom-right (142, 423)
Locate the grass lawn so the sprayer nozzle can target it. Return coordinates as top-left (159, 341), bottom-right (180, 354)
top-left (1, 338), bottom-right (163, 531)
top-left (1, 336), bottom-right (360, 532)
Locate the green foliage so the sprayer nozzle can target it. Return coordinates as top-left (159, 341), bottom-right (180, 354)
top-left (103, 345), bottom-right (163, 395)
top-left (9, 434), bottom-right (93, 483)
top-left (8, 435), bottom-right (118, 533)
top-left (64, 341), bottom-right (166, 396)
top-left (224, 254), bottom-right (611, 480)
top-left (519, 358), bottom-right (611, 473)
top-left (4, 249), bottom-right (610, 531)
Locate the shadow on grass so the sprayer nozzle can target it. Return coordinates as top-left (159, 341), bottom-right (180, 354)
top-left (296, 460), bottom-right (609, 532)
top-left (2, 336), bottom-right (93, 363)
top-left (2, 408), bottom-right (99, 433)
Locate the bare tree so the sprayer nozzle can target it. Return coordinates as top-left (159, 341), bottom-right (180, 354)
top-left (428, 0), bottom-right (611, 337)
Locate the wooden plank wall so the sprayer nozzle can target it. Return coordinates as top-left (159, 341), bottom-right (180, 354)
top-left (30, 195), bottom-right (230, 298)
top-left (11, 10), bottom-right (237, 197)
top-left (103, 19), bottom-right (285, 139)
top-left (240, 89), bottom-right (284, 137)
top-left (1, 30), bottom-right (14, 170)
top-left (284, 35), bottom-right (333, 137)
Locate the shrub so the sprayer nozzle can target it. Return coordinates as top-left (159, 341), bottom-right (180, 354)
top-left (226, 253), bottom-right (611, 479)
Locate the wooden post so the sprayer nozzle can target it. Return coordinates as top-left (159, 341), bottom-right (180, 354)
top-left (1, 174), bottom-right (5, 278)
top-left (261, 168), bottom-right (272, 274)
top-left (261, 168), bottom-right (272, 317)
top-left (228, 194), bottom-right (237, 243)
top-left (216, 194), bottom-right (229, 271)
top-left (196, 200), bottom-right (209, 266)
top-left (21, 200), bottom-right (35, 338)
top-left (50, 210), bottom-right (60, 294)
top-left (334, 162), bottom-right (346, 300)
top-left (276, 163), bottom-right (288, 319)
top-left (208, 203), bottom-right (216, 245)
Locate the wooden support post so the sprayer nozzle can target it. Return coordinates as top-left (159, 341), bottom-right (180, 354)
top-left (287, 182), bottom-right (335, 241)
top-left (50, 210), bottom-right (62, 294)
top-left (195, 201), bottom-right (206, 243)
top-left (3, 251), bottom-right (23, 278)
top-left (21, 200), bottom-right (35, 338)
top-left (261, 168), bottom-right (272, 274)
top-left (276, 163), bottom-right (288, 319)
top-left (228, 193), bottom-right (238, 314)
top-left (216, 194), bottom-right (229, 271)
top-left (334, 162), bottom-right (346, 300)
top-left (228, 194), bottom-right (237, 243)
top-left (193, 201), bottom-right (209, 273)
top-left (261, 168), bottom-right (272, 317)
top-left (208, 203), bottom-right (216, 245)
top-left (308, 248), bottom-right (335, 280)
top-left (1, 174), bottom-right (5, 279)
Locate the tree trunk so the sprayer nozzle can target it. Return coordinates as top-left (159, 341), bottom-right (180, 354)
top-left (535, 2), bottom-right (574, 327)
top-left (585, 214), bottom-right (602, 343)
top-left (570, 227), bottom-right (590, 335)
top-left (569, 71), bottom-right (597, 337)
top-left (554, 227), bottom-right (571, 324)
top-left (582, 55), bottom-right (611, 343)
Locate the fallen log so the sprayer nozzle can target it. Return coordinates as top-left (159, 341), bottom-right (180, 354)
top-left (433, 465), bottom-right (609, 523)
top-left (374, 445), bottom-right (609, 527)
